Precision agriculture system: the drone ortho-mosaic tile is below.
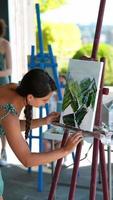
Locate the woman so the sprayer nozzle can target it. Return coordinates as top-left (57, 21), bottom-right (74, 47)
top-left (0, 68), bottom-right (83, 199)
top-left (0, 19), bottom-right (12, 164)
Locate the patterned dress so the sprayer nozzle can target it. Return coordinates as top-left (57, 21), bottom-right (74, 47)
top-left (0, 103), bottom-right (18, 196)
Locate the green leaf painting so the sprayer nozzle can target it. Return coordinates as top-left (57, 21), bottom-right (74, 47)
top-left (62, 74), bottom-right (97, 128)
top-left (63, 113), bottom-right (75, 127)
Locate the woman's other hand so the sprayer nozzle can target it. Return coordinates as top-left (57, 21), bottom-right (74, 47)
top-left (63, 132), bottom-right (83, 154)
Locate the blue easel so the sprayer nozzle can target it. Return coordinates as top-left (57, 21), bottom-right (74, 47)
top-left (28, 3), bottom-right (62, 192)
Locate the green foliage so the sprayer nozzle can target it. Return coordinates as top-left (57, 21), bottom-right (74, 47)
top-left (36, 22), bottom-right (81, 71)
top-left (59, 66), bottom-right (67, 75)
top-left (73, 43), bottom-right (113, 86)
top-left (36, 26), bottom-right (54, 52)
top-left (35, 0), bottom-right (67, 13)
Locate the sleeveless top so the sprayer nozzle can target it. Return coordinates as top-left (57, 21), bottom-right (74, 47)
top-left (0, 103), bottom-right (18, 136)
top-left (0, 53), bottom-right (9, 85)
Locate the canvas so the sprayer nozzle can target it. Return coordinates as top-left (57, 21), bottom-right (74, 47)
top-left (60, 59), bottom-right (103, 132)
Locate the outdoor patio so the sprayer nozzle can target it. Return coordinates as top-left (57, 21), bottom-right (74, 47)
top-left (2, 162), bottom-right (105, 200)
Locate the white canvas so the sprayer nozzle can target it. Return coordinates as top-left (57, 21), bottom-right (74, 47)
top-left (60, 59), bottom-right (103, 132)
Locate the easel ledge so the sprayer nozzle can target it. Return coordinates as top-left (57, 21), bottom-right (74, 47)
top-left (52, 122), bottom-right (106, 137)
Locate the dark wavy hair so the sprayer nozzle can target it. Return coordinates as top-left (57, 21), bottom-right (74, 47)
top-left (0, 19), bottom-right (6, 37)
top-left (16, 68), bottom-right (57, 139)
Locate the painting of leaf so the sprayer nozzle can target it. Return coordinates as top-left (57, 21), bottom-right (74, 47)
top-left (62, 83), bottom-right (72, 111)
top-left (63, 113), bottom-right (75, 126)
top-left (91, 92), bottom-right (96, 108)
top-left (80, 78), bottom-right (91, 93)
top-left (70, 99), bottom-right (79, 113)
top-left (75, 105), bottom-right (88, 127)
top-left (68, 78), bottom-right (82, 105)
top-left (62, 78), bottom-right (80, 112)
top-left (80, 78), bottom-right (97, 108)
top-left (62, 76), bottom-right (97, 128)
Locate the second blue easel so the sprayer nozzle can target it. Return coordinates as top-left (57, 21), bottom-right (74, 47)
top-left (28, 3), bottom-right (62, 192)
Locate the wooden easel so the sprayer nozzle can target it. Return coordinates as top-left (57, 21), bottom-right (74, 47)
top-left (48, 0), bottom-right (110, 199)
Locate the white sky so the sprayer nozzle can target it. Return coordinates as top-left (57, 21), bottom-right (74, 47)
top-left (41, 0), bottom-right (113, 25)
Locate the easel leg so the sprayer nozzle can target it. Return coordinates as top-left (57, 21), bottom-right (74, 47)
top-left (99, 142), bottom-right (109, 200)
top-left (51, 140), bottom-right (55, 176)
top-left (89, 138), bottom-right (99, 200)
top-left (68, 142), bottom-right (82, 200)
top-left (38, 106), bottom-right (43, 192)
top-left (98, 162), bottom-right (101, 184)
top-left (107, 145), bottom-right (112, 200)
top-left (48, 130), bottom-right (69, 200)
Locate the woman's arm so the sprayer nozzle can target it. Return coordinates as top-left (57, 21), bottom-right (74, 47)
top-left (2, 114), bottom-right (83, 167)
top-left (20, 112), bottom-right (60, 131)
top-left (20, 117), bottom-right (46, 131)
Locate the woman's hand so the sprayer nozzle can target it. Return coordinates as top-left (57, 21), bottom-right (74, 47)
top-left (62, 132), bottom-right (83, 154)
top-left (45, 112), bottom-right (60, 124)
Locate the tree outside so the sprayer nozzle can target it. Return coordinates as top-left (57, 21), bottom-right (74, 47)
top-left (34, 1), bottom-right (113, 86)
top-left (36, 22), bottom-right (81, 71)
top-left (34, 1), bottom-right (82, 73)
top-left (72, 43), bottom-right (113, 86)
top-left (34, 0), bottom-right (67, 13)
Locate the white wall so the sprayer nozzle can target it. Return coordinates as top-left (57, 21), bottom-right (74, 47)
top-left (8, 0), bottom-right (35, 82)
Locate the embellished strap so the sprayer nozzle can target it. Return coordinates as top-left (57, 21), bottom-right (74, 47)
top-left (0, 103), bottom-right (18, 121)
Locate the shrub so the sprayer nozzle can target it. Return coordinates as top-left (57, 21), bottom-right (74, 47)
top-left (36, 22), bottom-right (81, 72)
top-left (73, 43), bottom-right (113, 86)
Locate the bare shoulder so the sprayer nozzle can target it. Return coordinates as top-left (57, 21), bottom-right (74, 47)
top-left (0, 83), bottom-right (17, 90)
top-left (0, 39), bottom-right (10, 51)
top-left (3, 39), bottom-right (10, 48)
top-left (0, 83), bottom-right (18, 104)
top-left (0, 38), bottom-right (10, 53)
top-left (2, 38), bottom-right (9, 44)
